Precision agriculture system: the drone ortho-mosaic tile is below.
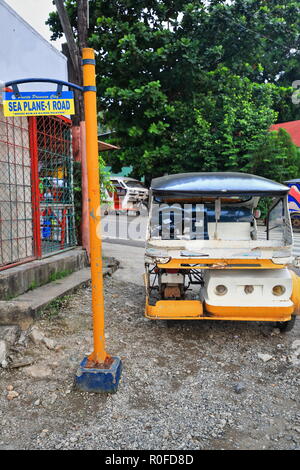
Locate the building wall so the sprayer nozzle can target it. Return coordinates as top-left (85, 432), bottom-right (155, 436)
top-left (0, 0), bottom-right (68, 91)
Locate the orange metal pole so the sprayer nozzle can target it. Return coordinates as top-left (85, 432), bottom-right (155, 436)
top-left (82, 48), bottom-right (110, 365)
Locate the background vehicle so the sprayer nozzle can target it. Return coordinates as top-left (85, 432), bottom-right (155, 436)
top-left (285, 179), bottom-right (300, 230)
top-left (103, 176), bottom-right (148, 216)
top-left (144, 172), bottom-right (300, 331)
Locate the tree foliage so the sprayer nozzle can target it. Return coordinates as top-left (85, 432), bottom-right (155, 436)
top-left (247, 128), bottom-right (300, 183)
top-left (47, 0), bottom-right (300, 181)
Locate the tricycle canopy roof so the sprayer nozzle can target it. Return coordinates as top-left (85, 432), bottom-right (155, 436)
top-left (151, 172), bottom-right (290, 197)
top-left (284, 179), bottom-right (300, 184)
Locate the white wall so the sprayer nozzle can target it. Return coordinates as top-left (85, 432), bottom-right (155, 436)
top-left (0, 0), bottom-right (68, 92)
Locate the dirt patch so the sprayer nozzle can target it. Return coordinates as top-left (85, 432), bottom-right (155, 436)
top-left (0, 277), bottom-right (299, 450)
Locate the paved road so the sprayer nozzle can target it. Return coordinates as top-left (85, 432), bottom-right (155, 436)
top-left (102, 213), bottom-right (300, 257)
top-left (293, 233), bottom-right (300, 257)
top-left (103, 241), bottom-right (145, 286)
top-left (101, 212), bottom-right (147, 244)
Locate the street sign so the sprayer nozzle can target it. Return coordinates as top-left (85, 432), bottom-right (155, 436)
top-left (3, 90), bottom-right (75, 117)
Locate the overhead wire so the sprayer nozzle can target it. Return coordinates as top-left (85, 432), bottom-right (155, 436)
top-left (216, 8), bottom-right (299, 53)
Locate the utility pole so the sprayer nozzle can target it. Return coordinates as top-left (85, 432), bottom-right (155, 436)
top-left (54, 0), bottom-right (84, 122)
top-left (76, 0), bottom-right (88, 122)
top-left (78, 0), bottom-right (89, 50)
top-left (53, 0), bottom-right (80, 75)
top-left (76, 0), bottom-right (90, 258)
top-left (54, 0), bottom-right (90, 257)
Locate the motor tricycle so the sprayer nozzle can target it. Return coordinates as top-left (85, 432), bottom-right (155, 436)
top-left (144, 172), bottom-right (300, 331)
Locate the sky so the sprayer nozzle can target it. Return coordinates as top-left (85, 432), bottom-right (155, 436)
top-left (4, 0), bottom-right (65, 50)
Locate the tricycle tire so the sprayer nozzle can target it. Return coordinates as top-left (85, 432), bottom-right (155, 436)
top-left (276, 315), bottom-right (296, 332)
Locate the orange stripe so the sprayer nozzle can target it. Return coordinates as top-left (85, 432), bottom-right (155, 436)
top-left (145, 299), bottom-right (295, 321)
top-left (157, 258), bottom-right (285, 269)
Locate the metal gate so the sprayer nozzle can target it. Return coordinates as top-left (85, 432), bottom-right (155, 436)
top-left (0, 105), bottom-right (34, 268)
top-left (0, 108), bottom-right (76, 270)
top-left (35, 115), bottom-right (76, 256)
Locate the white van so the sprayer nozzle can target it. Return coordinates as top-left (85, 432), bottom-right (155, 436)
top-left (104, 176), bottom-right (148, 216)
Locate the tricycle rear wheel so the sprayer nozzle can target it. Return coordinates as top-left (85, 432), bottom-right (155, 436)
top-left (276, 314), bottom-right (296, 332)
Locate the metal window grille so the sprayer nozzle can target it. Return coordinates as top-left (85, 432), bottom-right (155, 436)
top-left (0, 105), bottom-right (34, 268)
top-left (36, 116), bottom-right (76, 256)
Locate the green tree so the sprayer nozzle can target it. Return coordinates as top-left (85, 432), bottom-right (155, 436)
top-left (47, 1), bottom-right (300, 181)
top-left (247, 128), bottom-right (300, 183)
top-left (166, 68), bottom-right (283, 174)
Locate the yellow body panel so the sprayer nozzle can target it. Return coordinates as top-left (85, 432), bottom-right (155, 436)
top-left (145, 299), bottom-right (294, 322)
top-left (290, 269), bottom-right (300, 314)
top-left (157, 258), bottom-right (285, 270)
top-left (146, 300), bottom-right (203, 319)
top-left (146, 258), bottom-right (300, 322)
top-left (204, 303), bottom-right (293, 322)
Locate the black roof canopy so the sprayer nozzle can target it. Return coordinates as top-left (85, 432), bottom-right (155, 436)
top-left (151, 172), bottom-right (290, 197)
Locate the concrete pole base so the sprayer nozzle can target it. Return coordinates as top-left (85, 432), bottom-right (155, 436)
top-left (74, 356), bottom-right (122, 393)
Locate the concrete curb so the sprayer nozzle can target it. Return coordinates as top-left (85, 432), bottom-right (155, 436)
top-left (0, 257), bottom-right (120, 329)
top-left (0, 248), bottom-right (89, 300)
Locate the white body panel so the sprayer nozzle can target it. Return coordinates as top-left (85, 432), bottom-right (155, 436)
top-left (161, 273), bottom-right (184, 284)
top-left (145, 240), bottom-right (293, 264)
top-left (201, 268), bottom-right (293, 308)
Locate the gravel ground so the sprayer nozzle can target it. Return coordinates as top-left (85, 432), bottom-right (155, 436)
top-left (0, 275), bottom-right (299, 450)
